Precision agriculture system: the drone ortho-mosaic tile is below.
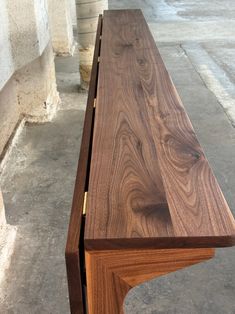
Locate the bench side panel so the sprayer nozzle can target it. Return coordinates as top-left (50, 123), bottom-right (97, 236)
top-left (65, 15), bottom-right (102, 314)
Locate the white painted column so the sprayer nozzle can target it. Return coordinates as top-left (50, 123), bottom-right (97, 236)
top-left (76, 0), bottom-right (108, 88)
top-left (48, 0), bottom-right (75, 56)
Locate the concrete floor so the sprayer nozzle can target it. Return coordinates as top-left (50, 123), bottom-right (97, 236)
top-left (1, 1), bottom-right (235, 313)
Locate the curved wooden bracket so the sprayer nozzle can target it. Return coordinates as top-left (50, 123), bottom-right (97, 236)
top-left (85, 248), bottom-right (214, 314)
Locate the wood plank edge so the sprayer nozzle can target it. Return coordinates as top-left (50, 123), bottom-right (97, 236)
top-left (84, 234), bottom-right (235, 250)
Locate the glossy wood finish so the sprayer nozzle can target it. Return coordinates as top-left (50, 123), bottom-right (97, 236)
top-left (84, 9), bottom-right (235, 250)
top-left (86, 248), bottom-right (215, 314)
top-left (65, 15), bottom-right (102, 314)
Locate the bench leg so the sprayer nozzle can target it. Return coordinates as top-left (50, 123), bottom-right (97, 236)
top-left (66, 252), bottom-right (85, 314)
top-left (85, 248), bottom-right (214, 314)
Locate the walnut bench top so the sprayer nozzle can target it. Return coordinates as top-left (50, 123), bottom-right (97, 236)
top-left (84, 9), bottom-right (235, 250)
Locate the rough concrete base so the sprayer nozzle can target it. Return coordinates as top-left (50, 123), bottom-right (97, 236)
top-left (15, 43), bottom-right (60, 123)
top-left (79, 64), bottom-right (92, 90)
top-left (51, 41), bottom-right (76, 57)
top-left (0, 42), bottom-right (60, 157)
top-left (79, 46), bottom-right (94, 89)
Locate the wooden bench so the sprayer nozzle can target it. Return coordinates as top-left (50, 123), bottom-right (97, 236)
top-left (65, 9), bottom-right (235, 314)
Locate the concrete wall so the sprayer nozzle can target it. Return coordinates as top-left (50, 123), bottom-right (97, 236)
top-left (48, 0), bottom-right (75, 55)
top-left (0, 0), bottom-right (60, 158)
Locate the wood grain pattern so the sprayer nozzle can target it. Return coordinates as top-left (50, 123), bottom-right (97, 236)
top-left (86, 248), bottom-right (214, 314)
top-left (84, 9), bottom-right (235, 249)
top-left (100, 10), bottom-right (156, 61)
top-left (65, 15), bottom-right (102, 314)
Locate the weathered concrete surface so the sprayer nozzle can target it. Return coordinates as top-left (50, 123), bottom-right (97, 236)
top-left (0, 1), bottom-right (235, 313)
top-left (0, 43), bottom-right (60, 157)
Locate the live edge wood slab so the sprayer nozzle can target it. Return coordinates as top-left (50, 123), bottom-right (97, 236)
top-left (66, 9), bottom-right (235, 314)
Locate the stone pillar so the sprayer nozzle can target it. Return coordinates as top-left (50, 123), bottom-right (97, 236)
top-left (76, 0), bottom-right (108, 89)
top-left (0, 0), bottom-right (60, 157)
top-left (14, 43), bottom-right (60, 123)
top-left (48, 0), bottom-right (74, 56)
